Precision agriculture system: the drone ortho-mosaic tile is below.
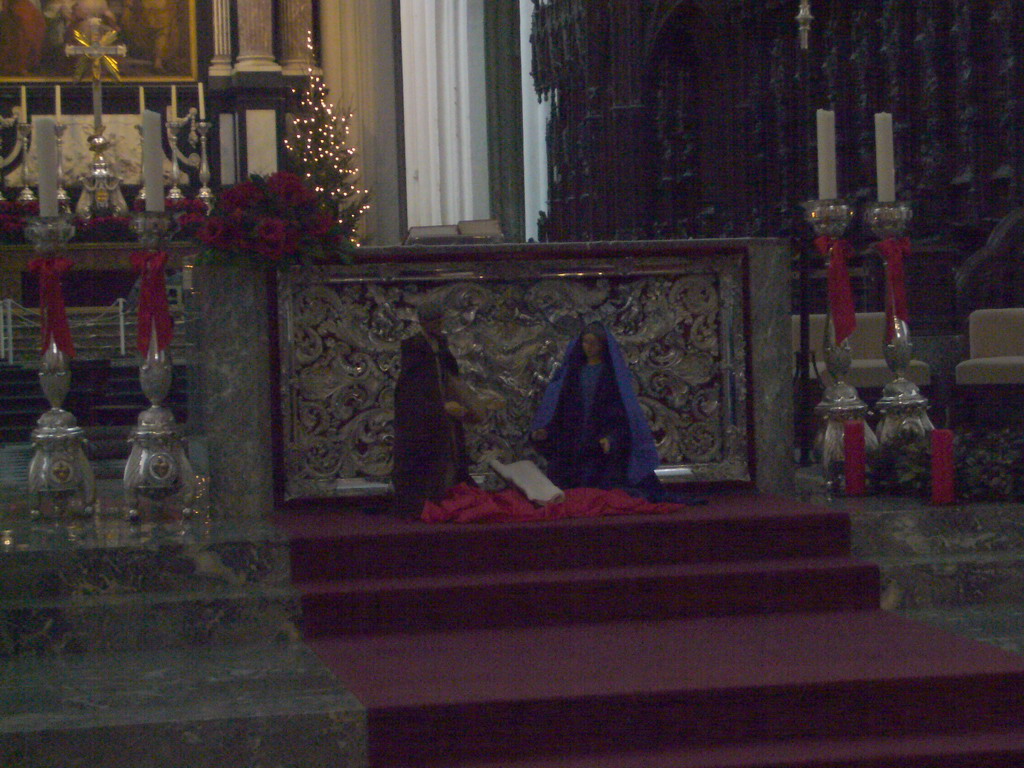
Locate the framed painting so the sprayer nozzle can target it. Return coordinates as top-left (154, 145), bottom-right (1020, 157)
top-left (0, 0), bottom-right (197, 82)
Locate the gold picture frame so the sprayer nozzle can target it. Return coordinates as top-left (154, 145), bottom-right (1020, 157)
top-left (0, 0), bottom-right (198, 82)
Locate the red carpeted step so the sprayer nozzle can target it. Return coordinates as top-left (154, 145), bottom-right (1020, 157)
top-left (442, 730), bottom-right (1024, 768)
top-left (307, 610), bottom-right (1024, 766)
top-left (276, 492), bottom-right (854, 581)
top-left (297, 556), bottom-right (880, 636)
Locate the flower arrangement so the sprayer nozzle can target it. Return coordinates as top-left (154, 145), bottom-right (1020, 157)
top-left (0, 198), bottom-right (208, 245)
top-left (195, 171), bottom-right (351, 269)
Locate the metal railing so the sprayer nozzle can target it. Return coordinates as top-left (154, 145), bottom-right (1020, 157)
top-left (0, 298), bottom-right (190, 364)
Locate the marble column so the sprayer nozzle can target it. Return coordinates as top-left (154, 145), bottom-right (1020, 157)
top-left (279, 0), bottom-right (313, 76)
top-left (323, 0), bottom-right (403, 245)
top-left (399, 0), bottom-right (490, 227)
top-left (193, 265), bottom-right (275, 518)
top-left (520, 0), bottom-right (548, 243)
top-left (208, 0), bottom-right (233, 77)
top-left (236, 0), bottom-right (281, 73)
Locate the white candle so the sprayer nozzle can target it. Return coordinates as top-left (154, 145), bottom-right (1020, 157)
top-left (54, 86), bottom-right (61, 121)
top-left (197, 81), bottom-right (205, 120)
top-left (816, 109), bottom-right (837, 200)
top-left (874, 112), bottom-right (896, 203)
top-left (142, 109), bottom-right (165, 212)
top-left (35, 117), bottom-right (59, 217)
top-left (138, 86), bottom-right (145, 116)
top-left (170, 85), bottom-right (177, 118)
top-left (19, 86), bottom-right (27, 120)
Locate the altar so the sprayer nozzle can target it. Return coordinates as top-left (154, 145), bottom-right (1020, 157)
top-left (269, 238), bottom-right (794, 505)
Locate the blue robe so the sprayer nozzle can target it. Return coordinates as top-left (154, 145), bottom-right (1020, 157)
top-left (530, 327), bottom-right (662, 496)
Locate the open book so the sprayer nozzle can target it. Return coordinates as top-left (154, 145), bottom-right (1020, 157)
top-left (487, 457), bottom-right (565, 505)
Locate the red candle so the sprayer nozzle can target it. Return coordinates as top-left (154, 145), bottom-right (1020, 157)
top-left (931, 429), bottom-right (955, 505)
top-left (843, 420), bottom-right (866, 496)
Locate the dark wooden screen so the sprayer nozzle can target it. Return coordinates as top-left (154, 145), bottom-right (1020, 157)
top-left (531, 0), bottom-right (1024, 251)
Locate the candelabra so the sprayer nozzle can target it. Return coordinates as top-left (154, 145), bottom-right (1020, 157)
top-left (16, 121), bottom-right (37, 204)
top-left (123, 211), bottom-right (198, 521)
top-left (803, 199), bottom-right (878, 493)
top-left (864, 200), bottom-right (933, 447)
top-left (23, 215), bottom-right (95, 519)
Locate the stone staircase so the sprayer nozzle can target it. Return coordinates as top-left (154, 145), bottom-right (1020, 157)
top-left (798, 471), bottom-right (1024, 655)
top-left (0, 498), bottom-right (367, 768)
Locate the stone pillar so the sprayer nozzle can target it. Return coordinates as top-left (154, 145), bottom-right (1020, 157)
top-left (193, 265), bottom-right (275, 518)
top-left (208, 0), bottom-right (233, 77)
top-left (279, 0), bottom-right (313, 76)
top-left (519, 0), bottom-right (548, 242)
top-left (400, 0), bottom-right (490, 227)
top-left (236, 0), bottom-right (281, 73)
top-left (324, 0), bottom-right (404, 245)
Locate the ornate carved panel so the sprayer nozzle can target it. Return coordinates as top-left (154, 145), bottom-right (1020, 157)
top-left (277, 250), bottom-right (751, 500)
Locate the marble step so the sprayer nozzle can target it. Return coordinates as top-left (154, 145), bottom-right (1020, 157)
top-left (1, 584), bottom-right (301, 655)
top-left (898, 602), bottom-right (1024, 655)
top-left (0, 517), bottom-right (291, 601)
top-left (0, 642), bottom-right (367, 768)
top-left (851, 504), bottom-right (1024, 558)
top-left (874, 551), bottom-right (1024, 611)
top-left (0, 515), bottom-right (299, 655)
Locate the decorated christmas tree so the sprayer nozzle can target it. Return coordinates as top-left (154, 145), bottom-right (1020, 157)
top-left (285, 35), bottom-right (370, 243)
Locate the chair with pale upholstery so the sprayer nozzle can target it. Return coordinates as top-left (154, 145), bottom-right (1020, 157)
top-left (953, 308), bottom-right (1024, 426)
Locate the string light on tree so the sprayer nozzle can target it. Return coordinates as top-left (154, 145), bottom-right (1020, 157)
top-left (284, 31), bottom-right (370, 243)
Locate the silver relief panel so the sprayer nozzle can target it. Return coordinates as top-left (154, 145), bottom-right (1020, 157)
top-left (278, 255), bottom-right (749, 499)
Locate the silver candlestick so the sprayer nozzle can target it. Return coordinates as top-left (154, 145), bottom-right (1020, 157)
top-left (76, 125), bottom-right (128, 218)
top-left (165, 116), bottom-right (187, 201)
top-left (123, 211), bottom-right (197, 522)
top-left (23, 215), bottom-right (95, 520)
top-left (16, 122), bottom-right (37, 204)
top-left (864, 200), bottom-right (933, 448)
top-left (196, 120), bottom-right (214, 211)
top-left (803, 199), bottom-right (878, 493)
top-left (54, 122), bottom-right (71, 213)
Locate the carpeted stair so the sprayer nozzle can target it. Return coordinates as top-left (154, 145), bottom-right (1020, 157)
top-left (275, 491), bottom-right (1024, 767)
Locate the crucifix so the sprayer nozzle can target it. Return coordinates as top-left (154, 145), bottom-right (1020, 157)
top-left (64, 17), bottom-right (129, 217)
top-left (65, 17), bottom-right (127, 133)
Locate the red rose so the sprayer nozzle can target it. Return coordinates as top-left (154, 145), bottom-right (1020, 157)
top-left (220, 180), bottom-right (263, 212)
top-left (253, 217), bottom-right (297, 261)
top-left (267, 171), bottom-right (317, 210)
top-left (197, 217), bottom-right (239, 251)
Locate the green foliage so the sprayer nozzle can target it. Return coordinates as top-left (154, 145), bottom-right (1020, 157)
top-left (868, 427), bottom-right (1024, 501)
top-left (284, 55), bottom-right (369, 243)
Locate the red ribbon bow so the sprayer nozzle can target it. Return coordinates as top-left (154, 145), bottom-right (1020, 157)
top-left (814, 235), bottom-right (857, 345)
top-left (878, 237), bottom-right (911, 342)
top-left (28, 257), bottom-right (75, 357)
top-left (130, 249), bottom-right (174, 355)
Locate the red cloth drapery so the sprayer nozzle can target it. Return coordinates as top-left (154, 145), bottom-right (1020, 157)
top-left (422, 483), bottom-right (682, 524)
top-left (814, 236), bottom-right (857, 345)
top-left (878, 236), bottom-right (911, 342)
top-left (130, 249), bottom-right (174, 354)
top-left (28, 256), bottom-right (75, 356)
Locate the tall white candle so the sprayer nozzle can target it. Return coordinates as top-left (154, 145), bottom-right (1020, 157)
top-left (35, 117), bottom-right (59, 217)
top-left (197, 81), bottom-right (205, 120)
top-left (874, 112), bottom-right (896, 203)
top-left (170, 85), bottom-right (177, 118)
top-left (54, 86), bottom-right (61, 121)
top-left (142, 109), bottom-right (165, 212)
top-left (138, 86), bottom-right (145, 116)
top-left (816, 109), bottom-right (837, 200)
top-left (19, 86), bottom-right (27, 120)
